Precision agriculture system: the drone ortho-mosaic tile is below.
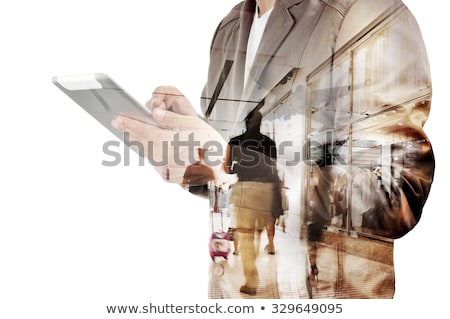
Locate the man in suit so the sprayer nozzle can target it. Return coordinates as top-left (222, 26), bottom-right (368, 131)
top-left (112, 0), bottom-right (434, 298)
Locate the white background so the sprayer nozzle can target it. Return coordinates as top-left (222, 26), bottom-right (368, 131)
top-left (0, 1), bottom-right (448, 318)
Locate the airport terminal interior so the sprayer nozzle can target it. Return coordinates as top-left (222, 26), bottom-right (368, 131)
top-left (202, 4), bottom-right (431, 299)
top-left (207, 196), bottom-right (396, 299)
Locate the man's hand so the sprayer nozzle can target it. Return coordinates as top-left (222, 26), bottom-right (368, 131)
top-left (147, 86), bottom-right (198, 116)
top-left (111, 87), bottom-right (227, 184)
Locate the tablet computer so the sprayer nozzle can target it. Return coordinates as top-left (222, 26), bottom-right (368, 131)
top-left (52, 73), bottom-right (157, 142)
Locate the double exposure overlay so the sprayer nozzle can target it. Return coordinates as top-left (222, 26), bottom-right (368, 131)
top-left (199, 0), bottom-right (433, 298)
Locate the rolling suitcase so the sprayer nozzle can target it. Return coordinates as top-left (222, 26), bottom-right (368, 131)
top-left (209, 208), bottom-right (230, 261)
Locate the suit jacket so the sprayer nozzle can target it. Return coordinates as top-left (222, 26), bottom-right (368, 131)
top-left (201, 0), bottom-right (434, 298)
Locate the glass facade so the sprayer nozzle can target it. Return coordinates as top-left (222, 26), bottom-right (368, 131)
top-left (304, 7), bottom-right (431, 240)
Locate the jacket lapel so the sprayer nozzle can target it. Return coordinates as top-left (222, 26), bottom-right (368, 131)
top-left (251, 0), bottom-right (304, 81)
top-left (243, 0), bottom-right (304, 102)
top-left (207, 0), bottom-right (307, 122)
top-left (229, 0), bottom-right (257, 100)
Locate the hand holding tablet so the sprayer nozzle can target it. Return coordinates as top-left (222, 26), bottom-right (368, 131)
top-left (53, 74), bottom-right (226, 182)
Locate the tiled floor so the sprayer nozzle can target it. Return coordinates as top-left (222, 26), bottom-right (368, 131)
top-left (208, 219), bottom-right (394, 299)
top-left (208, 225), bottom-right (310, 299)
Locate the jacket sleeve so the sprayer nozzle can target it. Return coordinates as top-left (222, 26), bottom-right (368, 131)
top-left (309, 0), bottom-right (435, 239)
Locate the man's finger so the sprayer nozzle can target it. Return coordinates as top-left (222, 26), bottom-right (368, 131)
top-left (151, 109), bottom-right (210, 131)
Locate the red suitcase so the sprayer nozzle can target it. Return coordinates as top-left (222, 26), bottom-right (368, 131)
top-left (209, 209), bottom-right (231, 261)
